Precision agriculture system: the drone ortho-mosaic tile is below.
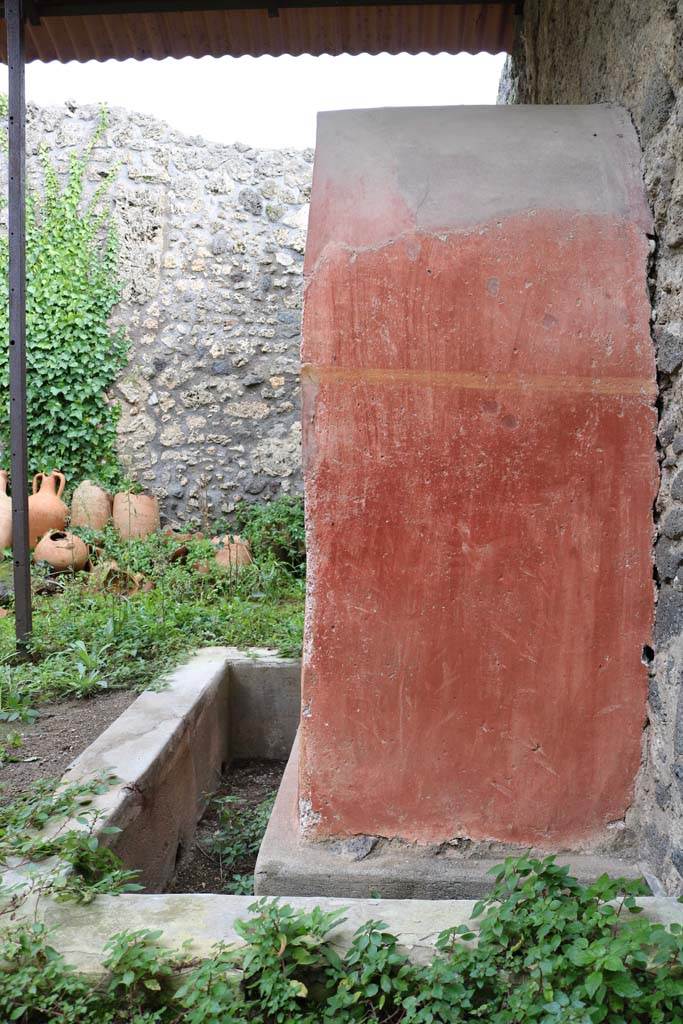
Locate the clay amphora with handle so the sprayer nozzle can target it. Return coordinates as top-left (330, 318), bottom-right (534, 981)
top-left (29, 471), bottom-right (67, 548)
top-left (0, 471), bottom-right (11, 550)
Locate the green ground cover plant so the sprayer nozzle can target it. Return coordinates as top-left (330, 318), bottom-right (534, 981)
top-left (0, 514), bottom-right (305, 718)
top-left (0, 856), bottom-right (681, 1023)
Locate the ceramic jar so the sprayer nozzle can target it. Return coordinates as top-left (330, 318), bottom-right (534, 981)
top-left (28, 471), bottom-right (67, 548)
top-left (34, 529), bottom-right (89, 571)
top-left (113, 492), bottom-right (160, 540)
top-left (71, 480), bottom-right (112, 531)
top-left (212, 534), bottom-right (252, 569)
top-left (0, 471), bottom-right (11, 550)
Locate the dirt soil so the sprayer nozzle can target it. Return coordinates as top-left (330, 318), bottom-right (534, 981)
top-left (169, 759), bottom-right (285, 894)
top-left (0, 691), bottom-right (136, 805)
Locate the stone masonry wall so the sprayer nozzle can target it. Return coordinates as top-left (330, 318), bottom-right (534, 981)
top-left (12, 102), bottom-right (313, 523)
top-left (501, 0), bottom-right (683, 893)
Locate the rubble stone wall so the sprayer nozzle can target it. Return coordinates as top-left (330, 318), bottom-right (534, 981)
top-left (11, 101), bottom-right (313, 523)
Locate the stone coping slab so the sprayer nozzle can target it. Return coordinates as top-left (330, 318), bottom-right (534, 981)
top-left (61, 646), bottom-right (233, 830)
top-left (21, 891), bottom-right (683, 979)
top-left (256, 735), bottom-right (646, 900)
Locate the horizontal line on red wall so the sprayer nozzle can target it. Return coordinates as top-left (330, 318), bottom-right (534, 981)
top-left (302, 364), bottom-right (658, 398)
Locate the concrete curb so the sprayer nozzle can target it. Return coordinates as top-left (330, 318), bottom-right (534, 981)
top-left (18, 890), bottom-right (683, 979)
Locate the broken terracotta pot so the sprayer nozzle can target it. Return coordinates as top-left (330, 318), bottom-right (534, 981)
top-left (34, 530), bottom-right (89, 572)
top-left (169, 545), bottom-right (189, 564)
top-left (163, 528), bottom-right (204, 543)
top-left (88, 558), bottom-right (148, 595)
top-left (212, 534), bottom-right (252, 569)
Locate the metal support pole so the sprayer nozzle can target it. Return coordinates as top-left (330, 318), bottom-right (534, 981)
top-left (7, 0), bottom-right (32, 646)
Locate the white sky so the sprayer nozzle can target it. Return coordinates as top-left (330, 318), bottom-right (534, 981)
top-left (0, 51), bottom-right (506, 149)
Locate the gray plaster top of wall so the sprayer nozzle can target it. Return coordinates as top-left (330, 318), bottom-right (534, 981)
top-left (307, 104), bottom-right (652, 271)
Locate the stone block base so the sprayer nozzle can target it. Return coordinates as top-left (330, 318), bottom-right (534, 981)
top-left (255, 734), bottom-right (644, 899)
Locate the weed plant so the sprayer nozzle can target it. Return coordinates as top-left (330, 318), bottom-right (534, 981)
top-left (233, 496), bottom-right (306, 577)
top-left (0, 774), bottom-right (141, 915)
top-left (0, 107), bottom-right (129, 487)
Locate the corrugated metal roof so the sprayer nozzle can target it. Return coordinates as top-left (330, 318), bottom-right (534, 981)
top-left (0, 2), bottom-right (516, 63)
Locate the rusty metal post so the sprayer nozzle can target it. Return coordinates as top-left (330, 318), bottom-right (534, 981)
top-left (6, 0), bottom-right (32, 646)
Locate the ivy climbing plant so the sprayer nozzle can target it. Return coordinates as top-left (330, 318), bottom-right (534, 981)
top-left (0, 106), bottom-right (129, 487)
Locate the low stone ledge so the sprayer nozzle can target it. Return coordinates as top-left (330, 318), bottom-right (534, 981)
top-left (34, 893), bottom-right (477, 975)
top-left (62, 646), bottom-right (233, 890)
top-left (20, 891), bottom-right (683, 980)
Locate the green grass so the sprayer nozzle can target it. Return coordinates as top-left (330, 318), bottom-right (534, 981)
top-left (0, 525), bottom-right (304, 717)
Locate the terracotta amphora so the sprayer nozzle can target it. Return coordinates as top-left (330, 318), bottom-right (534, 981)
top-left (113, 492), bottom-right (160, 540)
top-left (34, 530), bottom-right (89, 572)
top-left (71, 480), bottom-right (112, 531)
top-left (28, 471), bottom-right (67, 548)
top-left (0, 471), bottom-right (12, 550)
top-left (212, 533), bottom-right (252, 569)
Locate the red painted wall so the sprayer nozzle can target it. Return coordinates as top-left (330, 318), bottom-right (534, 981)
top-left (300, 108), bottom-right (657, 848)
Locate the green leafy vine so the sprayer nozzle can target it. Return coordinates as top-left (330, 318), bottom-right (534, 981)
top-left (0, 106), bottom-right (129, 487)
